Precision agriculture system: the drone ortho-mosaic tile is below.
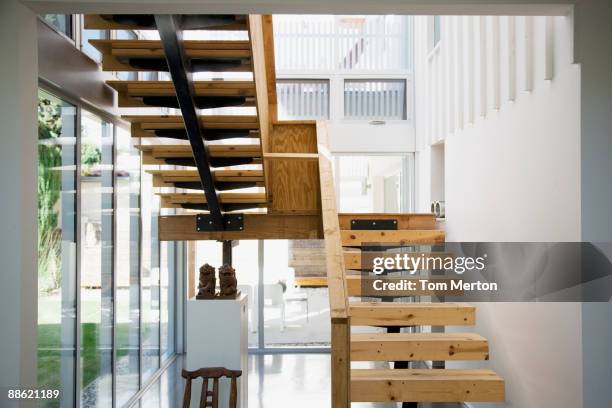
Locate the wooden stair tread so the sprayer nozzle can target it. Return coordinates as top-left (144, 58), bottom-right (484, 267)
top-left (107, 80), bottom-right (256, 96)
top-left (137, 144), bottom-right (262, 157)
top-left (351, 332), bottom-right (489, 362)
top-left (148, 169), bottom-right (263, 181)
top-left (159, 192), bottom-right (266, 203)
top-left (91, 39), bottom-right (251, 55)
top-left (124, 115), bottom-right (260, 137)
top-left (340, 229), bottom-right (445, 246)
top-left (350, 368), bottom-right (505, 402)
top-left (158, 192), bottom-right (267, 204)
top-left (349, 301), bottom-right (475, 326)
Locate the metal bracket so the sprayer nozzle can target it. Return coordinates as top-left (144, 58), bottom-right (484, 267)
top-left (196, 213), bottom-right (244, 232)
top-left (350, 219), bottom-right (398, 230)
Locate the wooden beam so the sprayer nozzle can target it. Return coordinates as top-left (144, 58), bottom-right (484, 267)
top-left (262, 15), bottom-right (278, 122)
top-left (351, 369), bottom-right (505, 403)
top-left (248, 15), bottom-right (272, 201)
top-left (338, 213), bottom-right (437, 230)
top-left (332, 320), bottom-right (351, 408)
top-left (351, 332), bottom-right (489, 362)
top-left (317, 121), bottom-right (349, 320)
top-left (159, 214), bottom-right (323, 241)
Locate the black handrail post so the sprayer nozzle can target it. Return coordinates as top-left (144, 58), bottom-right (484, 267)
top-left (154, 14), bottom-right (224, 230)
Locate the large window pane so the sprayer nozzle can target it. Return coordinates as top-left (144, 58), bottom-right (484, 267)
top-left (115, 126), bottom-right (140, 406)
top-left (344, 79), bottom-right (406, 120)
top-left (277, 80), bottom-right (330, 120)
top-left (263, 240), bottom-right (330, 348)
top-left (42, 14), bottom-right (72, 38)
top-left (80, 110), bottom-right (114, 407)
top-left (141, 167), bottom-right (160, 381)
top-left (37, 89), bottom-right (77, 408)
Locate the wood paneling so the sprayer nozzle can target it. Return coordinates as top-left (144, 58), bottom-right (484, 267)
top-left (268, 123), bottom-right (320, 214)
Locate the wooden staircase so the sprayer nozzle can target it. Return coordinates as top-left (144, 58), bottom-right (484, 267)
top-left (86, 13), bottom-right (504, 407)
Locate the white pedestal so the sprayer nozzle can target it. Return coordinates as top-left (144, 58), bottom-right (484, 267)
top-left (185, 294), bottom-right (248, 408)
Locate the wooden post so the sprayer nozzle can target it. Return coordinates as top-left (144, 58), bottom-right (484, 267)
top-left (222, 240), bottom-right (233, 266)
top-left (186, 241), bottom-right (196, 299)
top-left (331, 318), bottom-right (350, 407)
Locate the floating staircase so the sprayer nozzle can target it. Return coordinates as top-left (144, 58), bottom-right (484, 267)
top-left (86, 13), bottom-right (504, 407)
top-left (332, 212), bottom-right (505, 406)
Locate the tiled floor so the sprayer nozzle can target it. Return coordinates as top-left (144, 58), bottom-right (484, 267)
top-left (136, 354), bottom-right (464, 408)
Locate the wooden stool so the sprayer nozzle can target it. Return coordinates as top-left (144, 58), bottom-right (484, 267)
top-left (182, 367), bottom-right (242, 408)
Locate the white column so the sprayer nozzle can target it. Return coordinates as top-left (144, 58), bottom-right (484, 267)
top-left (0, 0), bottom-right (38, 405)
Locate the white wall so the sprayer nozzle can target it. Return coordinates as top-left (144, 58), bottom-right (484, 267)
top-left (0, 1), bottom-right (38, 405)
top-left (414, 13), bottom-right (583, 408)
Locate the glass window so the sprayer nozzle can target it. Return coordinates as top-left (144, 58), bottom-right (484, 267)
top-left (115, 126), bottom-right (140, 406)
top-left (141, 167), bottom-right (160, 381)
top-left (82, 29), bottom-right (107, 62)
top-left (37, 89), bottom-right (77, 408)
top-left (160, 212), bottom-right (176, 361)
top-left (335, 155), bottom-right (410, 213)
top-left (80, 110), bottom-right (114, 407)
top-left (42, 14), bottom-right (73, 38)
top-left (263, 240), bottom-right (330, 348)
top-left (344, 79), bottom-right (406, 120)
top-left (277, 80), bottom-right (330, 120)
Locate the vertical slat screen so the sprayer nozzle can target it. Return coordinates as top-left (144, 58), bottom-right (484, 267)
top-left (276, 80), bottom-right (330, 120)
top-left (343, 80), bottom-right (406, 120)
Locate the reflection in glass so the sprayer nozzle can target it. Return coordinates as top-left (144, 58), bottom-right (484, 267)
top-left (115, 126), bottom-right (140, 406)
top-left (37, 89), bottom-right (77, 408)
top-left (42, 14), bottom-right (72, 37)
top-left (80, 110), bottom-right (113, 407)
top-left (335, 155), bottom-right (409, 213)
top-left (264, 240), bottom-right (330, 348)
top-left (81, 29), bottom-right (107, 62)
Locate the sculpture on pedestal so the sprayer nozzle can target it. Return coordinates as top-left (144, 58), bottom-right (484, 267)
top-left (218, 264), bottom-right (239, 298)
top-left (196, 263), bottom-right (216, 299)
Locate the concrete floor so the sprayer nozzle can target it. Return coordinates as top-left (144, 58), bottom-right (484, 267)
top-left (136, 354), bottom-right (464, 408)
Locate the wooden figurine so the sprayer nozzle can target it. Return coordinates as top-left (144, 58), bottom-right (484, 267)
top-left (218, 264), bottom-right (239, 298)
top-left (196, 263), bottom-right (216, 299)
